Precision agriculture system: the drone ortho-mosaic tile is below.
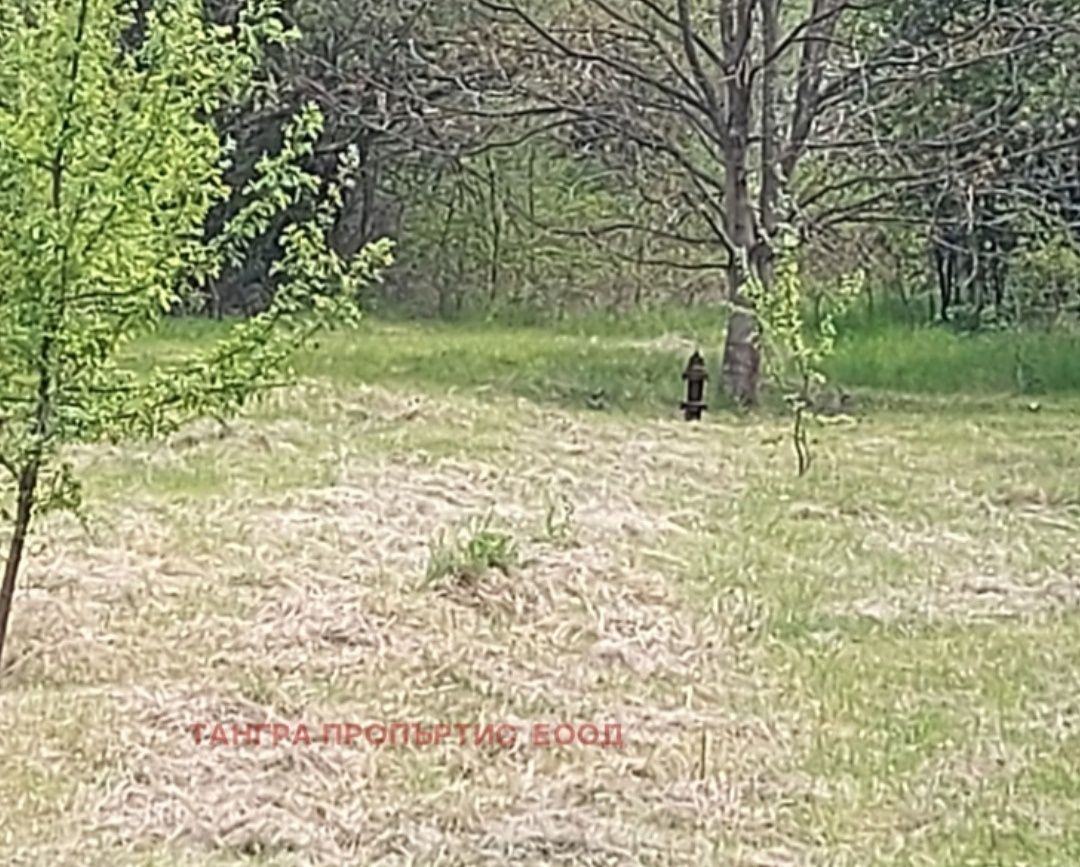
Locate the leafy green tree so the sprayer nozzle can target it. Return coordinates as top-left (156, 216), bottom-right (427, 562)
top-left (0, 0), bottom-right (393, 672)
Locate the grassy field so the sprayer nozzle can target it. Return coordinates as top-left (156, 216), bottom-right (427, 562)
top-left (2, 317), bottom-right (1080, 865)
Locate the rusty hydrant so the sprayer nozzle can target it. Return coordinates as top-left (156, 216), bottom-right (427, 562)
top-left (681, 350), bottom-right (708, 420)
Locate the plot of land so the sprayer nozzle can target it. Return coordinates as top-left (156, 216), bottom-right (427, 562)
top-left (2, 323), bottom-right (1080, 866)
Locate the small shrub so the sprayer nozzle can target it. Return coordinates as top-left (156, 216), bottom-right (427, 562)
top-left (744, 234), bottom-right (863, 475)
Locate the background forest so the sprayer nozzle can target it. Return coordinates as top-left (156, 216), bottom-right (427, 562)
top-left (196, 0), bottom-right (1079, 367)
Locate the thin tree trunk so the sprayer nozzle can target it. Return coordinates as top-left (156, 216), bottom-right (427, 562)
top-left (436, 182), bottom-right (457, 317)
top-left (0, 464), bottom-right (38, 675)
top-left (0, 0), bottom-right (87, 675)
top-left (526, 146), bottom-right (537, 297)
top-left (759, 0), bottom-right (779, 239)
top-left (634, 236), bottom-right (645, 307)
top-left (486, 156), bottom-right (501, 304)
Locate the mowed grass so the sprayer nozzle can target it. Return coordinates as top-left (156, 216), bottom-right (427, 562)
top-left (678, 411), bottom-right (1080, 865)
top-left (2, 315), bottom-right (1080, 865)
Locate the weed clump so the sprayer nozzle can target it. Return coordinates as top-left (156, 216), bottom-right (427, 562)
top-left (424, 513), bottom-right (518, 588)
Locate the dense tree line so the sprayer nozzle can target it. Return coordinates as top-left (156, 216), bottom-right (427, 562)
top-left (187, 0), bottom-right (1079, 399)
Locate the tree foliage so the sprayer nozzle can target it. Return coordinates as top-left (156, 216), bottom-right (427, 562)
top-left (744, 237), bottom-right (863, 474)
top-left (0, 0), bottom-right (393, 670)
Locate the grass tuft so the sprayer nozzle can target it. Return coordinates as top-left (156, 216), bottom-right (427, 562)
top-left (424, 513), bottom-right (519, 587)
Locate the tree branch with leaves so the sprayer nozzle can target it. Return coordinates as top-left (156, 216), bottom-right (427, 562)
top-left (0, 0), bottom-right (393, 674)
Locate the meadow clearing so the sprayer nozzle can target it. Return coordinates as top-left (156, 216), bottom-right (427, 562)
top-left (2, 317), bottom-right (1080, 866)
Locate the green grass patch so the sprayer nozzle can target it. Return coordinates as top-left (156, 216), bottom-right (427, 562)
top-left (130, 310), bottom-right (1080, 418)
top-left (828, 323), bottom-right (1080, 395)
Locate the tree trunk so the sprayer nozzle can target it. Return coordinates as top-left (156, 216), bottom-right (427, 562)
top-left (0, 464), bottom-right (38, 676)
top-left (486, 155), bottom-right (501, 304)
top-left (722, 301), bottom-right (760, 406)
top-left (720, 54), bottom-right (762, 407)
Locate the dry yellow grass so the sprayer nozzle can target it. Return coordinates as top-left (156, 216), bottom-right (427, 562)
top-left (3, 374), bottom-right (1080, 866)
top-left (0, 384), bottom-right (801, 866)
